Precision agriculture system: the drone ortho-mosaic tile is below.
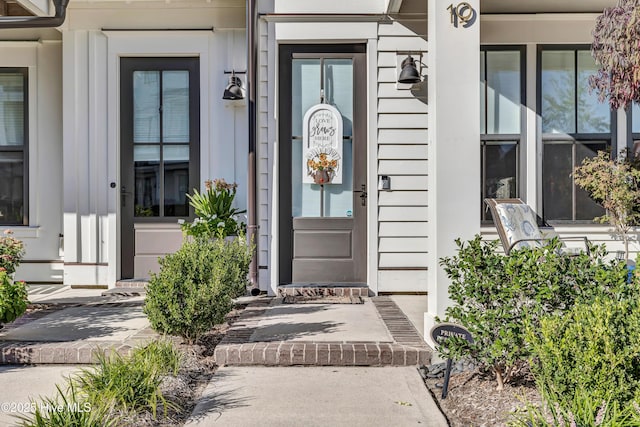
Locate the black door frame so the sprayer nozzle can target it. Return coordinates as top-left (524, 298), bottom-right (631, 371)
top-left (278, 44), bottom-right (367, 283)
top-left (119, 57), bottom-right (200, 279)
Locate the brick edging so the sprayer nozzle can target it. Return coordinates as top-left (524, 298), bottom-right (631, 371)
top-left (214, 296), bottom-right (431, 367)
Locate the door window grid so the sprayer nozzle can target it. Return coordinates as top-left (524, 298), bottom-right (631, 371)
top-left (480, 47), bottom-right (525, 222)
top-left (291, 57), bottom-right (354, 218)
top-left (133, 70), bottom-right (191, 218)
top-left (539, 46), bottom-right (613, 222)
top-left (0, 68), bottom-right (27, 226)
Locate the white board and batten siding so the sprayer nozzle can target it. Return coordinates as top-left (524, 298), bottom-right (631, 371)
top-left (376, 18), bottom-right (429, 293)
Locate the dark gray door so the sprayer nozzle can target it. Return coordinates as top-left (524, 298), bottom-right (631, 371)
top-left (279, 45), bottom-right (367, 283)
top-left (120, 58), bottom-right (200, 279)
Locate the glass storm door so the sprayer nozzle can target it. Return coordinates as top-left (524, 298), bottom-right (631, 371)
top-left (278, 45), bottom-right (367, 283)
top-left (120, 58), bottom-right (199, 279)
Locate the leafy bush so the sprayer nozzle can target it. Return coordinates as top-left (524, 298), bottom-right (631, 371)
top-left (0, 229), bottom-right (25, 275)
top-left (74, 340), bottom-right (182, 418)
top-left (574, 150), bottom-right (640, 260)
top-left (144, 236), bottom-right (252, 343)
top-left (0, 269), bottom-right (28, 324)
top-left (181, 178), bottom-right (246, 239)
top-left (526, 297), bottom-right (640, 410)
top-left (439, 235), bottom-right (629, 390)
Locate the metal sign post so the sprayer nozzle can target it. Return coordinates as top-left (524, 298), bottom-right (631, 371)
top-left (429, 323), bottom-right (474, 399)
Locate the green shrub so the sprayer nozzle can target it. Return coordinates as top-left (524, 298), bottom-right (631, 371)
top-left (74, 340), bottom-right (182, 418)
top-left (0, 229), bottom-right (25, 275)
top-left (144, 236), bottom-right (252, 343)
top-left (439, 235), bottom-right (629, 390)
top-left (526, 298), bottom-right (640, 410)
top-left (0, 269), bottom-right (28, 324)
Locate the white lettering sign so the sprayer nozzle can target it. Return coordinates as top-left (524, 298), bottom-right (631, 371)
top-left (302, 104), bottom-right (343, 185)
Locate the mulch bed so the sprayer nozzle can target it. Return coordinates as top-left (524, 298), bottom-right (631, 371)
top-left (424, 366), bottom-right (543, 427)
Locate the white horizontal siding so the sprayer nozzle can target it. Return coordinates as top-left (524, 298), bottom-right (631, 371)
top-left (378, 114), bottom-right (428, 129)
top-left (379, 206), bottom-right (428, 221)
top-left (378, 160), bottom-right (427, 175)
top-left (378, 97), bottom-right (428, 113)
top-left (378, 129), bottom-right (429, 144)
top-left (379, 237), bottom-right (429, 252)
top-left (376, 21), bottom-right (429, 275)
top-left (378, 191), bottom-right (428, 206)
top-left (378, 144), bottom-right (428, 159)
top-left (379, 221), bottom-right (429, 237)
top-left (378, 270), bottom-right (428, 292)
top-left (379, 253), bottom-right (429, 268)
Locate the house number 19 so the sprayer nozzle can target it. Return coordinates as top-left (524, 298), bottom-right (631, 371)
top-left (447, 2), bottom-right (476, 28)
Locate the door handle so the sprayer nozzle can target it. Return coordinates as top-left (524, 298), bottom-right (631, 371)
top-left (353, 184), bottom-right (367, 206)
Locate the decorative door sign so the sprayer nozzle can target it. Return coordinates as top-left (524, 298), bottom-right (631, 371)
top-left (303, 103), bottom-right (343, 185)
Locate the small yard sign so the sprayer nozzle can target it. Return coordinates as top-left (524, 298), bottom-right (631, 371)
top-left (429, 323), bottom-right (473, 399)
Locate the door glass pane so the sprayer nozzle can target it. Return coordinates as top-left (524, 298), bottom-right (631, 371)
top-left (0, 73), bottom-right (24, 146)
top-left (292, 59), bottom-right (321, 137)
top-left (324, 59), bottom-right (353, 136)
top-left (0, 152), bottom-right (23, 224)
top-left (633, 103), bottom-right (640, 134)
top-left (577, 52), bottom-right (610, 133)
top-left (480, 52), bottom-right (486, 134)
top-left (543, 143), bottom-right (573, 220)
top-left (486, 51), bottom-right (520, 134)
top-left (292, 58), bottom-right (354, 218)
top-left (163, 71), bottom-right (189, 143)
top-left (134, 145), bottom-right (160, 217)
top-left (163, 145), bottom-right (189, 217)
top-left (133, 71), bottom-right (160, 143)
top-left (575, 142), bottom-right (607, 220)
top-left (542, 51), bottom-right (576, 134)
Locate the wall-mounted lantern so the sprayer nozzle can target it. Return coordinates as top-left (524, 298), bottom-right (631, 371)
top-left (222, 70), bottom-right (246, 100)
top-left (397, 55), bottom-right (421, 84)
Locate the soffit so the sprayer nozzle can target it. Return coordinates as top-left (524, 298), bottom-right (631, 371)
top-left (0, 0), bottom-right (33, 16)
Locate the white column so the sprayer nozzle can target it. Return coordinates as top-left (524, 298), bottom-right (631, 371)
top-left (425, 0), bottom-right (481, 344)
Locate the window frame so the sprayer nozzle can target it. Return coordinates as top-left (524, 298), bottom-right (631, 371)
top-left (0, 67), bottom-right (28, 226)
top-left (537, 44), bottom-right (617, 224)
top-left (480, 45), bottom-right (527, 223)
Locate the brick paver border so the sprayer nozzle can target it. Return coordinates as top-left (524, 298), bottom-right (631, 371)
top-left (214, 296), bottom-right (431, 367)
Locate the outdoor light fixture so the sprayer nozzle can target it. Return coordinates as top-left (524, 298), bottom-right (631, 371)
top-left (397, 55), bottom-right (421, 84)
top-left (222, 70), bottom-right (246, 100)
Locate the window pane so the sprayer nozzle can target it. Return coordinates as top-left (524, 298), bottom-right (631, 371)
top-left (482, 142), bottom-right (518, 221)
top-left (577, 51), bottom-right (610, 133)
top-left (324, 59), bottom-right (353, 137)
top-left (163, 145), bottom-right (189, 217)
top-left (575, 142), bottom-right (607, 220)
top-left (292, 59), bottom-right (321, 137)
top-left (162, 71), bottom-right (189, 143)
top-left (133, 71), bottom-right (160, 143)
top-left (633, 103), bottom-right (640, 134)
top-left (486, 51), bottom-right (521, 134)
top-left (134, 145), bottom-right (160, 217)
top-left (0, 152), bottom-right (23, 224)
top-left (0, 73), bottom-right (24, 146)
top-left (542, 51), bottom-right (576, 134)
top-left (480, 52), bottom-right (486, 134)
top-left (543, 143), bottom-right (573, 220)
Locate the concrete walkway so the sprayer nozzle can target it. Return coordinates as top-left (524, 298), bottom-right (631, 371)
top-left (0, 286), bottom-right (447, 426)
top-left (186, 366), bottom-right (448, 427)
